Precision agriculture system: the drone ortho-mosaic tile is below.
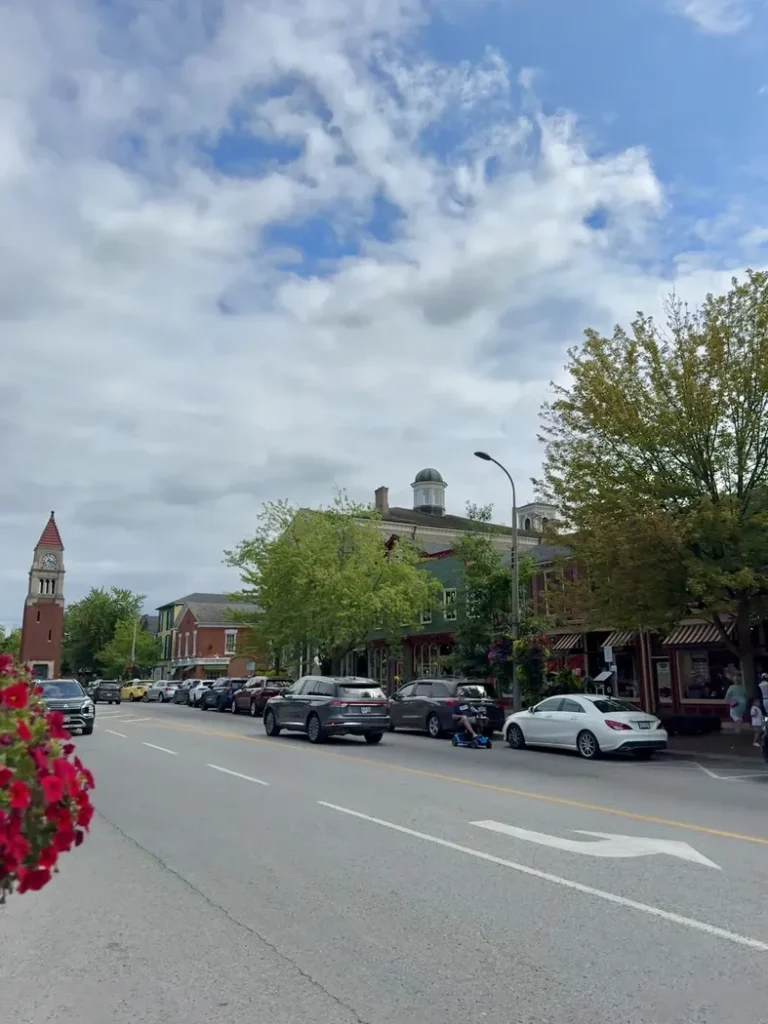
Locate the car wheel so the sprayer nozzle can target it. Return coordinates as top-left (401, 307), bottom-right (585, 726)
top-left (82, 723), bottom-right (94, 736)
top-left (577, 730), bottom-right (600, 759)
top-left (307, 713), bottom-right (325, 744)
top-left (506, 724), bottom-right (525, 749)
top-left (388, 720), bottom-right (396, 732)
top-left (116, 699), bottom-right (121, 705)
top-left (142, 694), bottom-right (149, 702)
top-left (158, 693), bottom-right (164, 703)
top-left (364, 732), bottom-right (383, 744)
top-left (249, 701), bottom-right (259, 717)
top-left (129, 694), bottom-right (136, 702)
top-left (426, 713), bottom-right (443, 739)
top-left (201, 701), bottom-right (208, 711)
top-left (633, 749), bottom-right (655, 760)
top-left (264, 709), bottom-right (281, 736)
top-left (231, 699), bottom-right (238, 715)
top-left (486, 739), bottom-right (493, 749)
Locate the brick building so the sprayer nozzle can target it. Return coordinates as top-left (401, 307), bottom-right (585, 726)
top-left (170, 598), bottom-right (260, 680)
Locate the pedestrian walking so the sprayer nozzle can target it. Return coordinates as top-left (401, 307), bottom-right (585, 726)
top-left (759, 672), bottom-right (768, 715)
top-left (751, 698), bottom-right (765, 748)
top-left (725, 676), bottom-right (747, 733)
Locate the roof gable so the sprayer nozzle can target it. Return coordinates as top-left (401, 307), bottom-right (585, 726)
top-left (36, 512), bottom-right (63, 550)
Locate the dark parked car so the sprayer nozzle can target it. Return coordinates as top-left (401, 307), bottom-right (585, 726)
top-left (37, 679), bottom-right (96, 735)
top-left (388, 679), bottom-right (504, 738)
top-left (263, 676), bottom-right (388, 744)
top-left (232, 677), bottom-right (294, 716)
top-left (200, 678), bottom-right (248, 712)
top-left (91, 679), bottom-right (122, 705)
top-left (173, 680), bottom-right (196, 704)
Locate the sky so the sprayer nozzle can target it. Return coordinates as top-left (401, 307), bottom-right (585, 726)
top-left (2, 0), bottom-right (768, 625)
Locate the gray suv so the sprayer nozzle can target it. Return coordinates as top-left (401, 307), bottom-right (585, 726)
top-left (263, 676), bottom-right (389, 744)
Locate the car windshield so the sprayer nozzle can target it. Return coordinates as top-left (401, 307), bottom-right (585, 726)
top-left (589, 698), bottom-right (641, 714)
top-left (337, 685), bottom-right (386, 700)
top-left (456, 685), bottom-right (488, 699)
top-left (213, 681), bottom-right (230, 689)
top-left (40, 681), bottom-right (84, 698)
top-left (267, 679), bottom-right (292, 688)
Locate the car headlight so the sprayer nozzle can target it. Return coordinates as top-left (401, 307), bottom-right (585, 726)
top-left (82, 701), bottom-right (95, 716)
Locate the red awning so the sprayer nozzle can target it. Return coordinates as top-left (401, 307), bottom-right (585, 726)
top-left (602, 631), bottom-right (636, 649)
top-left (549, 633), bottom-right (583, 652)
top-left (662, 622), bottom-right (732, 646)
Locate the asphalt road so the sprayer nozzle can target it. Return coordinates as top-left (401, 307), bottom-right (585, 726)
top-left (4, 701), bottom-right (768, 1023)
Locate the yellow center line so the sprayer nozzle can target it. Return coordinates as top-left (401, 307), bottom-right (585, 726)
top-left (133, 717), bottom-right (768, 847)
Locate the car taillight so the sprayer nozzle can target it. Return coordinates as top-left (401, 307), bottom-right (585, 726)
top-left (331, 701), bottom-right (349, 708)
top-left (656, 721), bottom-right (664, 729)
top-left (605, 719), bottom-right (632, 731)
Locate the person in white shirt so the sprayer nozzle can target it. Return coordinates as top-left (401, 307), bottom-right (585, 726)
top-left (750, 698), bottom-right (765, 748)
top-left (759, 673), bottom-right (768, 715)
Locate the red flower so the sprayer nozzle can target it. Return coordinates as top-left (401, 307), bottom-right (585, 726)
top-left (16, 720), bottom-right (32, 743)
top-left (0, 653), bottom-right (14, 675)
top-left (2, 682), bottom-right (29, 709)
top-left (33, 684), bottom-right (44, 695)
top-left (76, 801), bottom-right (94, 829)
top-left (40, 775), bottom-right (65, 804)
top-left (37, 846), bottom-right (58, 870)
top-left (18, 867), bottom-right (51, 893)
top-left (8, 780), bottom-right (31, 809)
top-left (0, 765), bottom-right (13, 787)
top-left (52, 828), bottom-right (75, 853)
top-left (62, 743), bottom-right (75, 756)
top-left (29, 747), bottom-right (48, 772)
top-left (8, 833), bottom-right (30, 863)
top-left (45, 710), bottom-right (70, 739)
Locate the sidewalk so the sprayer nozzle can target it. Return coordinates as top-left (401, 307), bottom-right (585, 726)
top-left (664, 726), bottom-right (764, 763)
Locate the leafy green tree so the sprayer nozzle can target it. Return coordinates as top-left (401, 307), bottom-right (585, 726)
top-left (0, 626), bottom-right (21, 659)
top-left (449, 504), bottom-right (543, 694)
top-left (540, 270), bottom-right (768, 696)
top-left (63, 588), bottom-right (145, 676)
top-left (97, 619), bottom-right (161, 679)
top-left (226, 494), bottom-right (442, 672)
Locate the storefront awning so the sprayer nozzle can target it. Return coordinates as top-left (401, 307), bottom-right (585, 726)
top-left (549, 633), bottom-right (583, 651)
top-left (662, 622), bottom-right (732, 646)
top-left (601, 631), bottom-right (636, 649)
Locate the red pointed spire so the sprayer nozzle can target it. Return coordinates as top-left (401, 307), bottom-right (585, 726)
top-left (37, 511), bottom-right (64, 550)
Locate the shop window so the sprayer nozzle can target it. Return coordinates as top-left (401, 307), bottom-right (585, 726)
top-left (443, 589), bottom-right (457, 622)
top-left (654, 658), bottom-right (672, 703)
top-left (677, 649), bottom-right (740, 701)
top-left (614, 651), bottom-right (640, 701)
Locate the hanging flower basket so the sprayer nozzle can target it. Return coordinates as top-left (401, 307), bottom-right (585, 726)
top-left (0, 656), bottom-right (95, 901)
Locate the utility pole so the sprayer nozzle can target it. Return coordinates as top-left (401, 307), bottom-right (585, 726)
top-left (474, 451), bottom-right (520, 711)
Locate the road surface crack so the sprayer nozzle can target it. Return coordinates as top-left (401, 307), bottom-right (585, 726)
top-left (95, 809), bottom-right (373, 1024)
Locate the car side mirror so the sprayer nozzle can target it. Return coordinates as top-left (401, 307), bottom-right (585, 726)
top-left (528, 706), bottom-right (536, 713)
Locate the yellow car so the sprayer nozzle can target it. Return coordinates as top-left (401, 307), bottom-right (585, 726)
top-left (120, 679), bottom-right (153, 702)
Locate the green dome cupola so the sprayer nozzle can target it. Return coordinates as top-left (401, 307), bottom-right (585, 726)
top-left (412, 468), bottom-right (447, 516)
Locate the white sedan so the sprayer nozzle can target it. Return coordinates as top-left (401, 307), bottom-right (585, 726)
top-left (503, 694), bottom-right (668, 760)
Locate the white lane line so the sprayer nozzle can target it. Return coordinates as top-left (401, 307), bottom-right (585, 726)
top-left (318, 801), bottom-right (768, 953)
top-left (692, 762), bottom-right (722, 779)
top-left (207, 764), bottom-right (269, 786)
top-left (142, 742), bottom-right (178, 756)
top-left (123, 717), bottom-right (152, 724)
top-left (105, 729), bottom-right (127, 738)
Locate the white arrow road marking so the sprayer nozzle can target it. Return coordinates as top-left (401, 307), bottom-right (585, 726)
top-left (471, 821), bottom-right (720, 869)
top-left (207, 764), bottom-right (269, 786)
top-left (319, 802), bottom-right (766, 951)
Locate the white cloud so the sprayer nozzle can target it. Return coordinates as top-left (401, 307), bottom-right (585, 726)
top-left (0, 0), bottom-right (752, 624)
top-left (671, 0), bottom-right (753, 33)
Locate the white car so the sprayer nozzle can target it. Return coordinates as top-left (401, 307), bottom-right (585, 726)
top-left (188, 680), bottom-right (214, 707)
top-left (503, 694), bottom-right (668, 760)
top-left (146, 680), bottom-right (178, 703)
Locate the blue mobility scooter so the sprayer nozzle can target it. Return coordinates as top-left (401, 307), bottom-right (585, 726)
top-left (451, 707), bottom-right (493, 749)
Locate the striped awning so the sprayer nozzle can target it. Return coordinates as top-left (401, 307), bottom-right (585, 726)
top-left (602, 631), bottom-right (636, 649)
top-left (549, 633), bottom-right (583, 651)
top-left (662, 622), bottom-right (732, 646)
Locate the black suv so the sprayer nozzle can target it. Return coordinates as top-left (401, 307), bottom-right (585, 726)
top-left (91, 679), bottom-right (122, 705)
top-left (200, 678), bottom-right (248, 712)
top-left (389, 678), bottom-right (504, 738)
top-left (264, 676), bottom-right (389, 744)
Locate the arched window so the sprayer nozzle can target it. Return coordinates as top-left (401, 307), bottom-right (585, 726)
top-left (524, 517), bottom-right (531, 531)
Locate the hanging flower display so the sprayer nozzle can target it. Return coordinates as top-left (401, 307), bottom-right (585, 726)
top-left (0, 656), bottom-right (95, 901)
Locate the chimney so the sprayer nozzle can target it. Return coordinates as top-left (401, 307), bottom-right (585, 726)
top-left (375, 486), bottom-right (389, 513)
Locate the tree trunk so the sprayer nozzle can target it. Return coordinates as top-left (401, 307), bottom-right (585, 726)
top-left (736, 601), bottom-right (759, 699)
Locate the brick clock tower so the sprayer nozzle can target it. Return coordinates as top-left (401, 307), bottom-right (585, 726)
top-left (20, 512), bottom-right (65, 680)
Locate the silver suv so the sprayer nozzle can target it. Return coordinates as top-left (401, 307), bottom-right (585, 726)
top-left (263, 676), bottom-right (389, 744)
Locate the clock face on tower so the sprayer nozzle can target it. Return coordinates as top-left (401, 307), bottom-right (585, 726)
top-left (41, 553), bottom-right (58, 570)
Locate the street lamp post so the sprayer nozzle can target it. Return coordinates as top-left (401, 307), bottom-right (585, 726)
top-left (474, 451), bottom-right (521, 711)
